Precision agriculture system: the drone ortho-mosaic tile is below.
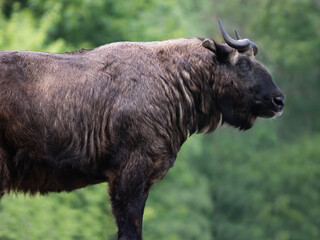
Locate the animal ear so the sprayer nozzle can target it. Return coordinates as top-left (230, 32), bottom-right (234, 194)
top-left (202, 39), bottom-right (216, 52)
top-left (214, 42), bottom-right (233, 63)
top-left (202, 39), bottom-right (232, 63)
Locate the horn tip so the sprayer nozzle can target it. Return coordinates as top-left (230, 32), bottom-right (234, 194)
top-left (234, 30), bottom-right (241, 40)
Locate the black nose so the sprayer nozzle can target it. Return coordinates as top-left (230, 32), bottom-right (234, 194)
top-left (272, 96), bottom-right (285, 110)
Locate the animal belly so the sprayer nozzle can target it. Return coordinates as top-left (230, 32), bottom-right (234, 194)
top-left (6, 158), bottom-right (106, 195)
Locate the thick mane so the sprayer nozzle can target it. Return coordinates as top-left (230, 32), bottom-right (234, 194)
top-left (83, 38), bottom-right (223, 137)
top-left (149, 38), bottom-right (222, 134)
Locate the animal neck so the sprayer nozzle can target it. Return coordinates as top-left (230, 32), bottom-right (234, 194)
top-left (156, 38), bottom-right (222, 136)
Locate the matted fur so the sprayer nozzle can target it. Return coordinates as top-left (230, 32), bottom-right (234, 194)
top-left (0, 37), bottom-right (284, 239)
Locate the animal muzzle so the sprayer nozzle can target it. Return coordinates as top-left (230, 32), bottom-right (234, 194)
top-left (265, 91), bottom-right (285, 117)
top-left (253, 90), bottom-right (285, 118)
top-left (272, 95), bottom-right (285, 114)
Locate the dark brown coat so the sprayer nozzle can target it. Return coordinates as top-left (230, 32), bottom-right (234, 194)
top-left (0, 37), bottom-right (284, 239)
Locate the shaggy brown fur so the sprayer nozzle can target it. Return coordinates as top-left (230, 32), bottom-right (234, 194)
top-left (0, 37), bottom-right (284, 240)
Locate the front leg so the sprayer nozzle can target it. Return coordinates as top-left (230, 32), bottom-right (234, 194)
top-left (109, 152), bottom-right (149, 240)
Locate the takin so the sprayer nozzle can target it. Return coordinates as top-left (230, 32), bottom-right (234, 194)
top-left (0, 19), bottom-right (284, 240)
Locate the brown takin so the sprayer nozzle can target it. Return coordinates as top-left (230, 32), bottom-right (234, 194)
top-left (0, 19), bottom-right (284, 240)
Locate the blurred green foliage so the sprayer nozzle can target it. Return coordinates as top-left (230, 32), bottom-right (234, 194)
top-left (0, 0), bottom-right (319, 239)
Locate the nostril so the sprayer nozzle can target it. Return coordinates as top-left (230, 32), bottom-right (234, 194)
top-left (273, 96), bottom-right (285, 109)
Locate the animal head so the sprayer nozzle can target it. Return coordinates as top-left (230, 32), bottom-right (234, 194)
top-left (203, 19), bottom-right (285, 130)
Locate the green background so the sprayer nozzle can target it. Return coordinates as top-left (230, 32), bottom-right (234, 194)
top-left (0, 0), bottom-right (319, 239)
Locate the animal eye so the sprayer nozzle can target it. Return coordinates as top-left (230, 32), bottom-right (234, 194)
top-left (238, 62), bottom-right (249, 70)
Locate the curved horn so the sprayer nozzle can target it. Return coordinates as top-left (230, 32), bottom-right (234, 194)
top-left (235, 29), bottom-right (259, 55)
top-left (249, 42), bottom-right (259, 55)
top-left (234, 30), bottom-right (241, 40)
top-left (218, 18), bottom-right (251, 52)
top-left (218, 19), bottom-right (259, 55)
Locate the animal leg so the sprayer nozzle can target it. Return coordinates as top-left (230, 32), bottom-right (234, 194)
top-left (0, 148), bottom-right (8, 199)
top-left (138, 183), bottom-right (152, 236)
top-left (109, 153), bottom-right (149, 240)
